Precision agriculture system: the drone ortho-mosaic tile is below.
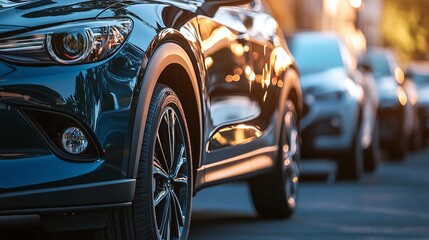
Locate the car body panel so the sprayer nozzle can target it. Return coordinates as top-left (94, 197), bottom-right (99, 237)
top-left (289, 32), bottom-right (377, 159)
top-left (0, 0), bottom-right (302, 216)
top-left (0, 1), bottom-right (120, 36)
top-left (298, 69), bottom-right (360, 152)
top-left (406, 62), bottom-right (429, 139)
top-left (362, 48), bottom-right (418, 147)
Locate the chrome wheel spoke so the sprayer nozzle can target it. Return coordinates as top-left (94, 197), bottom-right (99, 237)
top-left (173, 176), bottom-right (188, 186)
top-left (170, 191), bottom-right (184, 239)
top-left (159, 192), bottom-right (172, 239)
top-left (289, 128), bottom-right (298, 157)
top-left (171, 190), bottom-right (185, 226)
top-left (153, 160), bottom-right (169, 180)
top-left (156, 133), bottom-right (169, 170)
top-left (154, 189), bottom-right (168, 207)
top-left (166, 109), bottom-right (176, 171)
top-left (173, 145), bottom-right (186, 178)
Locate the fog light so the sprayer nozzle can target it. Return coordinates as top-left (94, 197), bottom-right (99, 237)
top-left (61, 127), bottom-right (88, 154)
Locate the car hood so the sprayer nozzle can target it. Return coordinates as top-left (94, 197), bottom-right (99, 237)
top-left (0, 0), bottom-right (118, 37)
top-left (374, 76), bottom-right (398, 99)
top-left (300, 67), bottom-right (355, 93)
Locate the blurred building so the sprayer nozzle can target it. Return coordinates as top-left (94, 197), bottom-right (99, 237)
top-left (358, 0), bottom-right (383, 46)
top-left (265, 0), bottom-right (383, 55)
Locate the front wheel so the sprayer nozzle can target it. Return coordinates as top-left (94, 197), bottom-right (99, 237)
top-left (363, 123), bottom-right (380, 173)
top-left (336, 131), bottom-right (363, 181)
top-left (249, 100), bottom-right (300, 219)
top-left (386, 128), bottom-right (407, 161)
top-left (105, 84), bottom-right (193, 240)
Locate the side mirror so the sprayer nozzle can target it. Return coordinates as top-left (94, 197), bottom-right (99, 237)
top-left (198, 0), bottom-right (252, 17)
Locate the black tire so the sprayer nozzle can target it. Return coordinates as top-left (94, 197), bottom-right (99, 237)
top-left (337, 131), bottom-right (363, 181)
top-left (410, 122), bottom-right (423, 151)
top-left (249, 100), bottom-right (300, 219)
top-left (105, 84), bottom-right (193, 240)
top-left (363, 123), bottom-right (380, 173)
top-left (387, 129), bottom-right (407, 161)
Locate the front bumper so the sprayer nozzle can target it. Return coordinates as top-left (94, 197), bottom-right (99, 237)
top-left (0, 179), bottom-right (135, 215)
top-left (0, 103), bottom-right (135, 216)
top-left (0, 42), bottom-right (142, 214)
top-left (418, 105), bottom-right (429, 137)
top-left (301, 96), bottom-right (359, 157)
top-left (378, 105), bottom-right (404, 146)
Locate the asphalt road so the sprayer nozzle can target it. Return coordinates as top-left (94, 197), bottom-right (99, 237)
top-left (2, 148), bottom-right (429, 239)
top-left (189, 149), bottom-right (429, 240)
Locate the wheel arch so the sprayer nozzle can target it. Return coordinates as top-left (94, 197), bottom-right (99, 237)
top-left (128, 42), bottom-right (203, 181)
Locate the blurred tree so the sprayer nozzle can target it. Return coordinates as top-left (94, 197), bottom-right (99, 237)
top-left (383, 0), bottom-right (429, 61)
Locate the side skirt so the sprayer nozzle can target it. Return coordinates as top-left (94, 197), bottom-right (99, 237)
top-left (195, 146), bottom-right (278, 191)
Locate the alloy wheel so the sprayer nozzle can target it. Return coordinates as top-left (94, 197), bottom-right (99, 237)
top-left (152, 106), bottom-right (190, 240)
top-left (282, 111), bottom-right (300, 208)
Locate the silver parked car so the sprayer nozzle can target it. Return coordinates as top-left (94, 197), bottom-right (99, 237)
top-left (361, 48), bottom-right (420, 160)
top-left (289, 32), bottom-right (379, 180)
top-left (406, 62), bottom-right (429, 145)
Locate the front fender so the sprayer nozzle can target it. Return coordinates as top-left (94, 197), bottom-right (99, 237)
top-left (128, 42), bottom-right (202, 179)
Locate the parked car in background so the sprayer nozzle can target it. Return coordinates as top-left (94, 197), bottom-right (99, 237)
top-left (288, 32), bottom-right (379, 180)
top-left (406, 62), bottom-right (429, 145)
top-left (0, 0), bottom-right (303, 239)
top-left (361, 48), bottom-right (420, 160)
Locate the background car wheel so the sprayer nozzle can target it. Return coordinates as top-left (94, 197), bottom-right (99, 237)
top-left (410, 122), bottom-right (423, 151)
top-left (363, 123), bottom-right (380, 173)
top-left (105, 84), bottom-right (193, 240)
top-left (336, 130), bottom-right (363, 181)
top-left (387, 129), bottom-right (407, 161)
top-left (249, 100), bottom-right (300, 219)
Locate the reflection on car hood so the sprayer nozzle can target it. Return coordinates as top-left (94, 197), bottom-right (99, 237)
top-left (300, 67), bottom-right (351, 92)
top-left (0, 0), bottom-right (36, 9)
top-left (0, 0), bottom-right (118, 37)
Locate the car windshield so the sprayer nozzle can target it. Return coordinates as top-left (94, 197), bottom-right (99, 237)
top-left (362, 51), bottom-right (392, 79)
top-left (289, 35), bottom-right (344, 75)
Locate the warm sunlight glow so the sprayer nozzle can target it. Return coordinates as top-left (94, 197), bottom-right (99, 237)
top-left (293, 177), bottom-right (299, 183)
top-left (397, 86), bottom-right (408, 106)
top-left (349, 0), bottom-right (362, 9)
top-left (395, 67), bottom-right (405, 84)
top-left (245, 66), bottom-right (252, 75)
top-left (225, 75), bottom-right (233, 83)
top-left (324, 0), bottom-right (339, 17)
top-left (231, 43), bottom-right (244, 57)
top-left (205, 57), bottom-right (213, 69)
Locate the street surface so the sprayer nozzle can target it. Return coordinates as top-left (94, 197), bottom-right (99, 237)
top-left (189, 149), bottom-right (429, 240)
top-left (2, 148), bottom-right (429, 239)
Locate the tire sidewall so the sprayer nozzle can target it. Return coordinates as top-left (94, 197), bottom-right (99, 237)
top-left (137, 86), bottom-right (193, 240)
top-left (280, 100), bottom-right (300, 212)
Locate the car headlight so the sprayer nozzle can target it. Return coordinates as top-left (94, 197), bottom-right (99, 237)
top-left (396, 86), bottom-right (408, 106)
top-left (0, 18), bottom-right (133, 65)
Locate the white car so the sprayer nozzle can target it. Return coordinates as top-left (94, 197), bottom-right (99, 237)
top-left (289, 32), bottom-right (379, 180)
